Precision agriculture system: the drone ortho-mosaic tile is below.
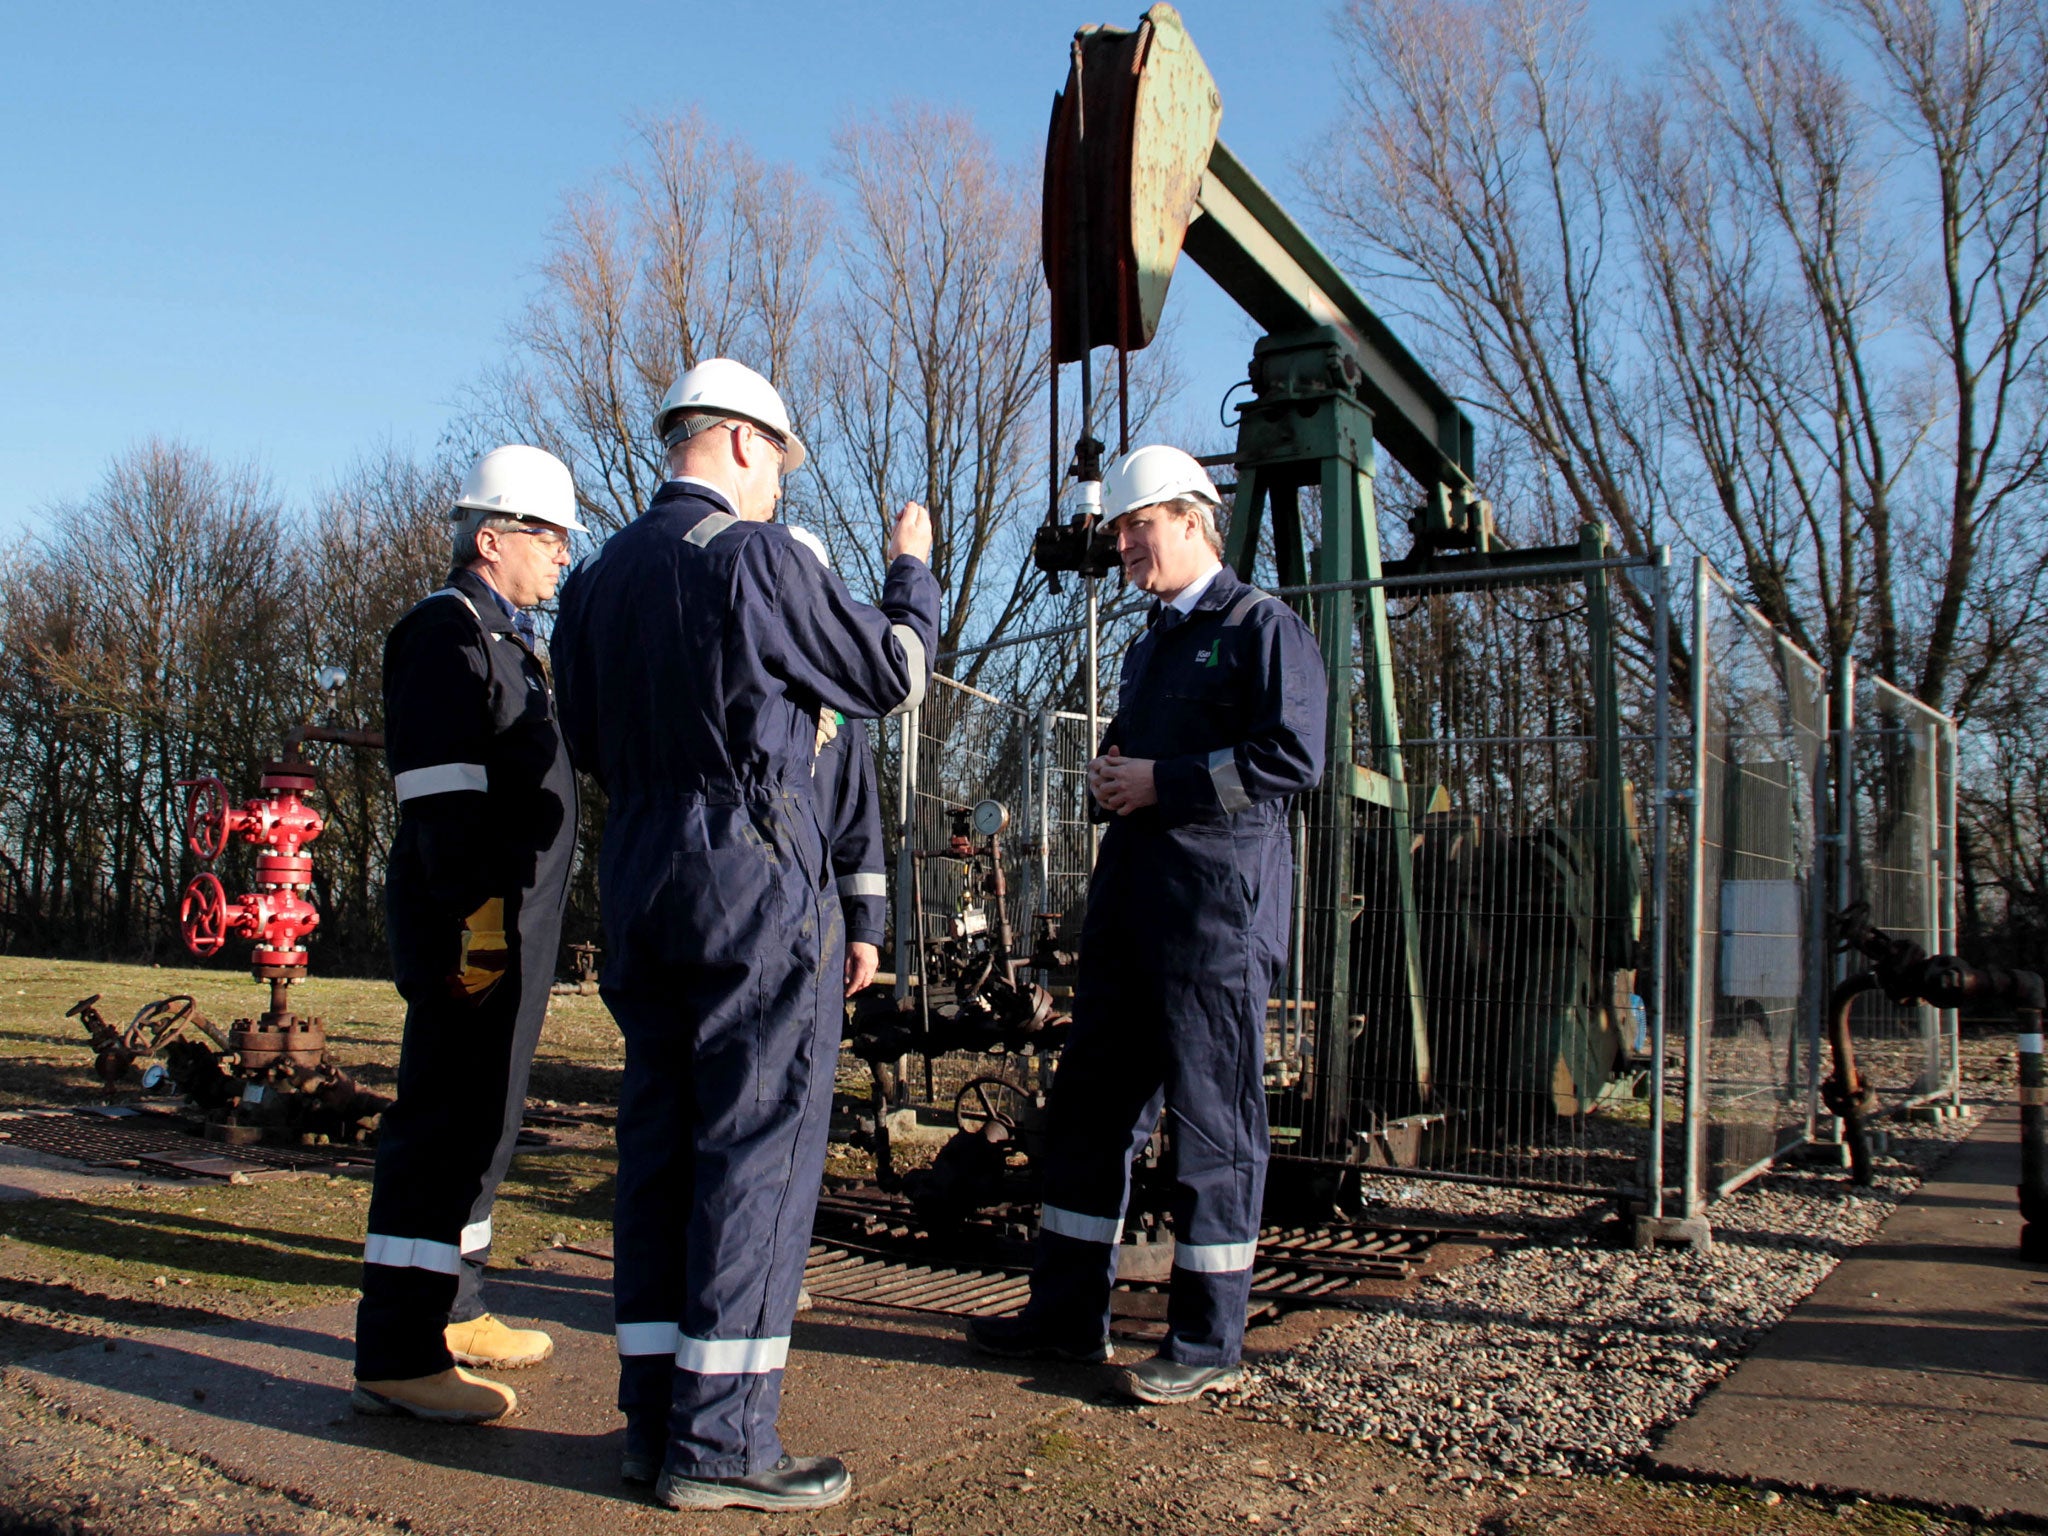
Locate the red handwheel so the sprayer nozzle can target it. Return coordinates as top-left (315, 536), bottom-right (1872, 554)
top-left (178, 776), bottom-right (230, 863)
top-left (179, 872), bottom-right (229, 957)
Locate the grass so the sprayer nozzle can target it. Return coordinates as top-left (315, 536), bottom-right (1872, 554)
top-left (0, 956), bottom-right (625, 1321)
top-left (0, 954), bottom-right (625, 1106)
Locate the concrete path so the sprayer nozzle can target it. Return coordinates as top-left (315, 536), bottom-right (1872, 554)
top-left (2, 1250), bottom-right (1119, 1534)
top-left (1654, 1105), bottom-right (2048, 1522)
top-left (0, 1144), bottom-right (177, 1203)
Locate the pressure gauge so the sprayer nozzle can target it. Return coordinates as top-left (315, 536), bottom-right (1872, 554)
top-left (971, 799), bottom-right (1009, 837)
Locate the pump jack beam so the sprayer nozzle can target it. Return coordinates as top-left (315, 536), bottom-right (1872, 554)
top-left (1183, 143), bottom-right (1477, 509)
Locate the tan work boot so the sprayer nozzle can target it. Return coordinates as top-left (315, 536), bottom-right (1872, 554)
top-left (353, 1367), bottom-right (515, 1424)
top-left (445, 1314), bottom-right (555, 1369)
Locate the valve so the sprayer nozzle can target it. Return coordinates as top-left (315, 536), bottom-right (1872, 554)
top-left (178, 874), bottom-right (319, 962)
top-left (178, 776), bottom-right (231, 863)
top-left (177, 769), bottom-right (326, 864)
top-left (180, 873), bottom-right (229, 956)
top-left (176, 758), bottom-right (329, 973)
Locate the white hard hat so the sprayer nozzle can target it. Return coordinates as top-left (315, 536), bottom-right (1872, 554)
top-left (1100, 444), bottom-right (1222, 522)
top-left (450, 445), bottom-right (586, 533)
top-left (655, 358), bottom-right (808, 473)
top-left (786, 525), bottom-right (831, 567)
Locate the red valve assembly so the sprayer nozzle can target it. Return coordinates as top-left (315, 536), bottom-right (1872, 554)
top-left (164, 733), bottom-right (388, 1142)
top-left (178, 762), bottom-right (326, 978)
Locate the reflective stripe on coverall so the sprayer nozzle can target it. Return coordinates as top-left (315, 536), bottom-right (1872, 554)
top-left (355, 566), bottom-right (577, 1382)
top-left (552, 481), bottom-right (939, 1478)
top-left (1025, 566), bottom-right (1325, 1366)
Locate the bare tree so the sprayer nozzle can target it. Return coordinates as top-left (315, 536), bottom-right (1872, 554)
top-left (811, 105), bottom-right (1057, 693)
top-left (295, 447), bottom-right (458, 967)
top-left (1620, 2), bottom-right (1913, 667)
top-left (474, 111), bottom-right (832, 532)
top-left (1836, 0), bottom-right (2048, 712)
top-left (0, 443), bottom-right (294, 953)
top-left (1315, 0), bottom-right (1671, 565)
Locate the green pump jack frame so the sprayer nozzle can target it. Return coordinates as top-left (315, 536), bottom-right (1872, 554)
top-left (1222, 340), bottom-right (1627, 1156)
top-left (1221, 328), bottom-right (1432, 1155)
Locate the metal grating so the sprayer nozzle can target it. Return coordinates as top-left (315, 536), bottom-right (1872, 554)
top-left (802, 1184), bottom-right (1478, 1316)
top-left (0, 1108), bottom-right (371, 1176)
top-left (802, 1247), bottom-right (1030, 1316)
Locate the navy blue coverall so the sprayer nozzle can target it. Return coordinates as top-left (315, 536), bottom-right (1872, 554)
top-left (551, 480), bottom-right (939, 1479)
top-left (356, 566), bottom-right (576, 1382)
top-left (814, 716), bottom-right (885, 953)
top-left (1023, 565), bottom-right (1325, 1366)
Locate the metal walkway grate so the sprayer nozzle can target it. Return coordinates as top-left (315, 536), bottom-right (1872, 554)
top-left (0, 1107), bottom-right (371, 1177)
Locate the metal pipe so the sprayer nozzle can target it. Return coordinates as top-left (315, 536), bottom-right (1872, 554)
top-left (1930, 719), bottom-right (1960, 1106)
top-left (282, 724), bottom-right (385, 760)
top-left (1272, 556), bottom-right (1651, 595)
top-left (1682, 557), bottom-right (1710, 1220)
top-left (1835, 655), bottom-right (1858, 925)
top-left (1647, 548), bottom-right (1672, 1223)
top-left (936, 602), bottom-right (1146, 665)
top-left (1926, 719), bottom-right (1946, 1096)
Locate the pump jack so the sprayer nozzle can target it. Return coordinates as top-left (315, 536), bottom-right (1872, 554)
top-left (1034, 5), bottom-right (1632, 1162)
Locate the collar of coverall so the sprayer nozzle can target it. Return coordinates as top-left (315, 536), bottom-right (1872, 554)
top-left (1166, 561), bottom-right (1226, 614)
top-left (653, 475), bottom-right (741, 519)
top-left (1151, 561), bottom-right (1239, 628)
top-left (446, 566), bottom-right (517, 636)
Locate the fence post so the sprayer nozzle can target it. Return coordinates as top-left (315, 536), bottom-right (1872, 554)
top-left (1926, 719), bottom-right (1953, 1099)
top-left (1647, 548), bottom-right (1673, 1226)
top-left (1944, 722), bottom-right (1962, 1110)
top-left (1834, 655), bottom-right (1857, 924)
top-left (1637, 554), bottom-right (1711, 1249)
top-left (1805, 684), bottom-right (1832, 1141)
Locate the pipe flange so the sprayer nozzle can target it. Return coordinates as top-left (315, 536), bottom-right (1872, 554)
top-left (254, 854), bottom-right (315, 886)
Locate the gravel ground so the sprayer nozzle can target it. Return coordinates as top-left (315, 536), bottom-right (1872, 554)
top-left (1247, 1099), bottom-right (1987, 1484)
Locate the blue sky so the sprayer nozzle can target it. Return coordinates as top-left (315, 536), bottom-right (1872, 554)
top-left (0, 1), bottom-right (1672, 533)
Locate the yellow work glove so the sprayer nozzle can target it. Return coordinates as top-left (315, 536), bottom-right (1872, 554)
top-left (453, 897), bottom-right (510, 1002)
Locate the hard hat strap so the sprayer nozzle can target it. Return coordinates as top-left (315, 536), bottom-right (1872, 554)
top-left (662, 412), bottom-right (731, 452)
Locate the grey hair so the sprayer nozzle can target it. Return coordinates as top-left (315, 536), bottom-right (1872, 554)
top-left (451, 509), bottom-right (523, 567)
top-left (1164, 495), bottom-right (1225, 557)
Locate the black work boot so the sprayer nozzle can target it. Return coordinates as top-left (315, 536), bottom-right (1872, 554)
top-left (655, 1454), bottom-right (852, 1512)
top-left (620, 1421), bottom-right (662, 1486)
top-left (965, 1312), bottom-right (1112, 1363)
top-left (1118, 1356), bottom-right (1245, 1405)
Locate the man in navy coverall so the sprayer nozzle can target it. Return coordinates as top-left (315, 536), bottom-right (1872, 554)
top-left (552, 359), bottom-right (937, 1512)
top-left (969, 444), bottom-right (1326, 1405)
top-left (353, 444), bottom-right (583, 1425)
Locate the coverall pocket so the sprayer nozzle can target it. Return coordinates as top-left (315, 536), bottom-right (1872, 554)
top-left (654, 845), bottom-right (774, 968)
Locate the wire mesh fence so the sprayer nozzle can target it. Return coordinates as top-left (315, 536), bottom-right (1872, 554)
top-left (854, 547), bottom-right (1956, 1219)
top-left (1846, 671), bottom-right (1960, 1106)
top-left (872, 676), bottom-right (1041, 1107)
top-left (899, 675), bottom-right (1035, 938)
top-left (1270, 554), bottom-right (1669, 1194)
top-left (1033, 709), bottom-right (1097, 948)
top-left (1690, 565), bottom-right (1830, 1196)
